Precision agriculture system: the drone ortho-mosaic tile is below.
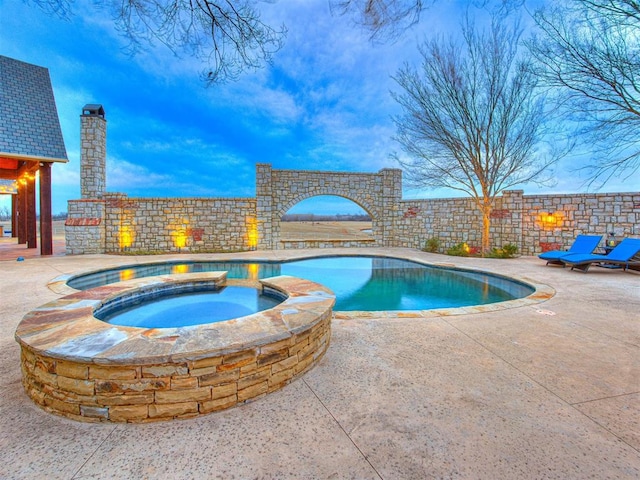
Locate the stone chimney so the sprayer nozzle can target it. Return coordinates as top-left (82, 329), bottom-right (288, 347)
top-left (80, 104), bottom-right (106, 199)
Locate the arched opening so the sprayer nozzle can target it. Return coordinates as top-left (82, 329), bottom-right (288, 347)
top-left (280, 195), bottom-right (373, 243)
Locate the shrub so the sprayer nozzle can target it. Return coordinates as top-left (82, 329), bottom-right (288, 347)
top-left (446, 242), bottom-right (470, 257)
top-left (424, 237), bottom-right (440, 253)
top-left (487, 243), bottom-right (519, 258)
top-left (468, 245), bottom-right (482, 256)
top-left (502, 243), bottom-right (519, 257)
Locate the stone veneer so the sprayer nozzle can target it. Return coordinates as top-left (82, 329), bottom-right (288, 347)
top-left (80, 109), bottom-right (106, 200)
top-left (396, 190), bottom-right (640, 255)
top-left (15, 273), bottom-right (334, 423)
top-left (65, 199), bottom-right (105, 254)
top-left (101, 194), bottom-right (257, 253)
top-left (66, 158), bottom-right (640, 255)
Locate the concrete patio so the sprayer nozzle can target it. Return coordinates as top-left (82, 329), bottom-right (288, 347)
top-left (0, 247), bottom-right (638, 479)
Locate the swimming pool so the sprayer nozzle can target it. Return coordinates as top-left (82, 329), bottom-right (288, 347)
top-left (67, 256), bottom-right (534, 311)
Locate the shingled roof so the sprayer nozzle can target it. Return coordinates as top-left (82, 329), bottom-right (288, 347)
top-left (0, 55), bottom-right (68, 162)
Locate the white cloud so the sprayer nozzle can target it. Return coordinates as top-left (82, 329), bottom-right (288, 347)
top-left (106, 157), bottom-right (174, 190)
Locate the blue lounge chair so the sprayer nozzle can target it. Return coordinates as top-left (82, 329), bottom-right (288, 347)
top-left (538, 235), bottom-right (603, 266)
top-left (560, 238), bottom-right (640, 272)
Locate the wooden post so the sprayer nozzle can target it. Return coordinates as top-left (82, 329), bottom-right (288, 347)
top-left (39, 162), bottom-right (53, 255)
top-left (26, 172), bottom-right (37, 249)
top-left (11, 193), bottom-right (17, 238)
top-left (17, 181), bottom-right (26, 244)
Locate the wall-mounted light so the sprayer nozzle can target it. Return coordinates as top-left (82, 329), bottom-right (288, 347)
top-left (119, 225), bottom-right (134, 250)
top-left (246, 216), bottom-right (258, 250)
top-left (543, 212), bottom-right (555, 225)
top-left (172, 229), bottom-right (187, 250)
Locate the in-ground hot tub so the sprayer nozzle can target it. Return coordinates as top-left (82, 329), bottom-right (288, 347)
top-left (15, 272), bottom-right (334, 423)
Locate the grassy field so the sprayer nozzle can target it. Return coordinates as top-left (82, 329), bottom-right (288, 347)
top-left (280, 221), bottom-right (373, 240)
top-left (0, 220), bottom-right (66, 238)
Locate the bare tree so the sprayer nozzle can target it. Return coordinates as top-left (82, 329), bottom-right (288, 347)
top-left (0, 205), bottom-right (10, 221)
top-left (25, 0), bottom-right (430, 83)
top-left (331, 1), bottom-right (525, 40)
top-left (330, 0), bottom-right (429, 41)
top-left (26, 1), bottom-right (530, 84)
top-left (26, 0), bottom-right (286, 85)
top-left (392, 14), bottom-right (558, 253)
top-left (528, 0), bottom-right (640, 183)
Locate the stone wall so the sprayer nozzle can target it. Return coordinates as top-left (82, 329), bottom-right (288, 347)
top-left (66, 119), bottom-right (640, 258)
top-left (396, 190), bottom-right (640, 255)
top-left (101, 194), bottom-right (257, 253)
top-left (20, 314), bottom-right (331, 422)
top-left (67, 183), bottom-right (640, 256)
top-left (522, 192), bottom-right (640, 255)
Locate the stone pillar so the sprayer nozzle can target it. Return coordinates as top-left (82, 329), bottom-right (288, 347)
top-left (66, 104), bottom-right (107, 254)
top-left (80, 104), bottom-right (106, 199)
top-left (256, 163), bottom-right (273, 250)
top-left (380, 168), bottom-right (403, 247)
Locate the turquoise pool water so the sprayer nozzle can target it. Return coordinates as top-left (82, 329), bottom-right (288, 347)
top-left (69, 256), bottom-right (533, 311)
top-left (96, 286), bottom-right (283, 328)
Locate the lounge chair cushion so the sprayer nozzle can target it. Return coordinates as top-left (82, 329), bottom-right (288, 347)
top-left (538, 235), bottom-right (603, 264)
top-left (561, 238), bottom-right (640, 272)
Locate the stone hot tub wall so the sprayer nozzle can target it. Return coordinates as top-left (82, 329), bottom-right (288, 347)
top-left (15, 273), bottom-right (335, 423)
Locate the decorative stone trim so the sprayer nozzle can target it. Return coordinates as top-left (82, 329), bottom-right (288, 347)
top-left (15, 273), bottom-right (335, 423)
top-left (65, 218), bottom-right (101, 226)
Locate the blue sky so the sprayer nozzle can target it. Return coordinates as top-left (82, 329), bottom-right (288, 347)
top-left (1, 0), bottom-right (638, 215)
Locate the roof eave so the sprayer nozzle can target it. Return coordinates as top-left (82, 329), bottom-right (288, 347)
top-left (0, 152), bottom-right (68, 164)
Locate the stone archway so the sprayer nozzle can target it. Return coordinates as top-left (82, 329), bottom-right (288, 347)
top-left (256, 164), bottom-right (402, 250)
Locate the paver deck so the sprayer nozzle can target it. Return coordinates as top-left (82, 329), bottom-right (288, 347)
top-left (0, 247), bottom-right (638, 479)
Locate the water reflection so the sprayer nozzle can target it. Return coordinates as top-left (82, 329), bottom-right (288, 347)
top-left (118, 269), bottom-right (136, 281)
